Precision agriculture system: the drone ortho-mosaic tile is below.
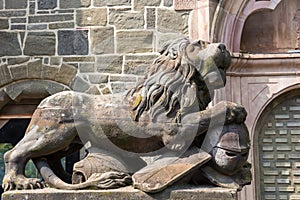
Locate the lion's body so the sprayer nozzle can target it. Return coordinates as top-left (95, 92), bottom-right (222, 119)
top-left (2, 38), bottom-right (243, 191)
top-left (34, 91), bottom-right (167, 154)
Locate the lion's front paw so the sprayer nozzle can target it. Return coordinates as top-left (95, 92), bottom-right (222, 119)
top-left (229, 103), bottom-right (247, 124)
top-left (2, 175), bottom-right (47, 191)
top-left (225, 102), bottom-right (247, 124)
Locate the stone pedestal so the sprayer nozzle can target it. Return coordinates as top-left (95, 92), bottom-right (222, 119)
top-left (2, 185), bottom-right (238, 200)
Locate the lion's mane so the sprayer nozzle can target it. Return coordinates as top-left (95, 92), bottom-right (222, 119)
top-left (128, 38), bottom-right (211, 122)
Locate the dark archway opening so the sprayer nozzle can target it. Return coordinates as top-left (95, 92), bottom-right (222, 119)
top-left (0, 101), bottom-right (79, 199)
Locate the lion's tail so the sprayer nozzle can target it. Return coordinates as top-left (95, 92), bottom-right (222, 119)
top-left (34, 158), bottom-right (132, 190)
top-left (33, 158), bottom-right (90, 189)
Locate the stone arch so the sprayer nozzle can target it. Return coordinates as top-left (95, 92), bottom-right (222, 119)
top-left (0, 57), bottom-right (93, 138)
top-left (0, 58), bottom-right (92, 102)
top-left (253, 85), bottom-right (300, 200)
top-left (0, 58), bottom-right (87, 137)
top-left (211, 0), bottom-right (282, 51)
top-left (0, 59), bottom-right (91, 194)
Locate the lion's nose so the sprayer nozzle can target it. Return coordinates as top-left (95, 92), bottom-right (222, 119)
top-left (218, 44), bottom-right (226, 53)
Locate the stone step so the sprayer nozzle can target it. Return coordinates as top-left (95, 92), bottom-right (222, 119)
top-left (2, 185), bottom-right (237, 200)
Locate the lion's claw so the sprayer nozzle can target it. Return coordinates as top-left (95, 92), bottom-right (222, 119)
top-left (2, 175), bottom-right (47, 191)
top-left (215, 101), bottom-right (247, 124)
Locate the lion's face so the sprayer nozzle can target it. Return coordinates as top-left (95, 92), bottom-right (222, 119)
top-left (185, 40), bottom-right (231, 89)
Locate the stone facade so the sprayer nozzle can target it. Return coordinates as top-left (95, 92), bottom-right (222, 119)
top-left (0, 0), bottom-right (190, 95)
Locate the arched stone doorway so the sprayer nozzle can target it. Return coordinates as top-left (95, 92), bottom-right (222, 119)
top-left (254, 89), bottom-right (300, 200)
top-left (0, 60), bottom-right (91, 196)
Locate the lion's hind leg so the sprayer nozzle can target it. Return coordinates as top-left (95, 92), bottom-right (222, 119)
top-left (2, 118), bottom-right (78, 191)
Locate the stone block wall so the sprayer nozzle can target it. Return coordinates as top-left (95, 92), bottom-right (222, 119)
top-left (0, 0), bottom-right (191, 94)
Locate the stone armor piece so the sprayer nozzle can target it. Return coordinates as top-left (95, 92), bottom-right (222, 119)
top-left (211, 124), bottom-right (250, 176)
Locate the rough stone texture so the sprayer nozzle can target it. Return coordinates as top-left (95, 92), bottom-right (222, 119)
top-left (157, 9), bottom-right (189, 34)
top-left (54, 64), bottom-right (78, 86)
top-left (88, 74), bottom-right (109, 84)
top-left (100, 85), bottom-right (112, 94)
top-left (49, 22), bottom-right (74, 29)
top-left (117, 31), bottom-right (153, 53)
top-left (0, 32), bottom-right (21, 56)
top-left (86, 85), bottom-right (101, 95)
top-left (170, 187), bottom-right (238, 200)
top-left (49, 57), bottom-right (61, 65)
top-left (9, 65), bottom-right (28, 80)
top-left (134, 0), bottom-right (161, 10)
top-left (63, 57), bottom-right (95, 63)
top-left (43, 81), bottom-right (70, 95)
top-left (42, 65), bottom-right (60, 80)
top-left (58, 30), bottom-right (89, 55)
top-left (110, 75), bottom-right (136, 82)
top-left (93, 0), bottom-right (131, 7)
top-left (29, 1), bottom-right (35, 14)
top-left (28, 14), bottom-right (74, 23)
top-left (109, 8), bottom-right (144, 29)
top-left (0, 11), bottom-right (26, 17)
top-left (164, 0), bottom-right (173, 7)
top-left (28, 59), bottom-right (43, 79)
top-left (2, 186), bottom-right (238, 200)
top-left (90, 27), bottom-right (114, 54)
top-left (24, 32), bottom-right (56, 56)
top-left (38, 0), bottom-right (57, 10)
top-left (96, 55), bottom-right (123, 74)
top-left (7, 57), bottom-right (30, 65)
top-left (5, 0), bottom-right (27, 9)
top-left (0, 64), bottom-right (12, 86)
top-left (28, 24), bottom-right (48, 30)
top-left (76, 8), bottom-right (107, 27)
top-left (111, 82), bottom-right (126, 93)
top-left (0, 18), bottom-right (8, 29)
top-left (79, 63), bottom-right (95, 73)
top-left (60, 0), bottom-right (90, 8)
top-left (11, 25), bottom-right (26, 30)
top-left (70, 76), bottom-right (91, 92)
top-left (11, 18), bottom-right (26, 23)
top-left (146, 8), bottom-right (156, 29)
top-left (124, 54), bottom-right (157, 75)
top-left (174, 0), bottom-right (196, 10)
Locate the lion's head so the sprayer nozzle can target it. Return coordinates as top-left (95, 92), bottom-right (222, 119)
top-left (128, 38), bottom-right (231, 122)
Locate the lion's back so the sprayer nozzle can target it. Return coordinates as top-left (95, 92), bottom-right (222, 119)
top-left (38, 91), bottom-right (77, 109)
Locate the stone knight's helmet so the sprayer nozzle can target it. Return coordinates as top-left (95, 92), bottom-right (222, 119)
top-left (208, 124), bottom-right (250, 176)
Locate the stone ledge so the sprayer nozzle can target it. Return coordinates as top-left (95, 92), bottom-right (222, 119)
top-left (2, 185), bottom-right (238, 200)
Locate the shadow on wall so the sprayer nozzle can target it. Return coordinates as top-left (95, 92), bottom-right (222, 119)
top-left (241, 0), bottom-right (300, 53)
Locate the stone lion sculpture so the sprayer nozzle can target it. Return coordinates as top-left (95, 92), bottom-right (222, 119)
top-left (2, 38), bottom-right (251, 193)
